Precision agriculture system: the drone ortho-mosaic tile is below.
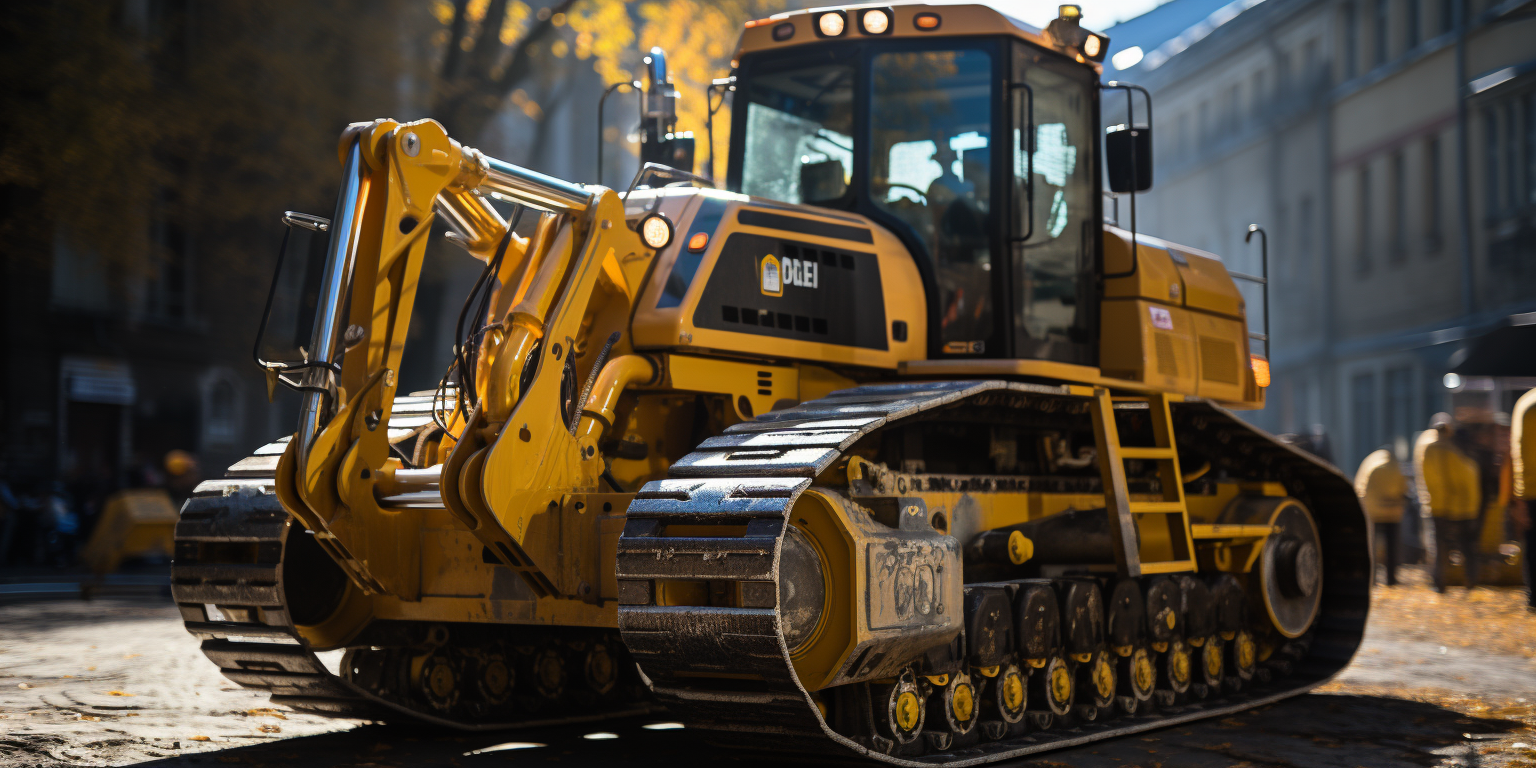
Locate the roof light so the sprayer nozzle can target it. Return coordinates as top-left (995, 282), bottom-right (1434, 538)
top-left (1059, 4), bottom-right (1082, 19)
top-left (687, 231), bottom-right (709, 252)
top-left (639, 213), bottom-right (673, 250)
top-left (914, 12), bottom-right (941, 29)
top-left (1250, 356), bottom-right (1271, 388)
top-left (772, 22), bottom-right (795, 41)
top-left (816, 11), bottom-right (846, 37)
top-left (861, 8), bottom-right (891, 34)
top-left (1112, 45), bottom-right (1144, 70)
top-left (1083, 34), bottom-right (1102, 58)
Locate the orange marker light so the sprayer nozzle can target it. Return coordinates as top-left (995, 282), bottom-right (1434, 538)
top-left (914, 12), bottom-right (941, 29)
top-left (688, 231), bottom-right (710, 252)
top-left (1250, 356), bottom-right (1271, 388)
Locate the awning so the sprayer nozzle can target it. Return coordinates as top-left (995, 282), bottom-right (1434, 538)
top-left (1448, 312), bottom-right (1536, 377)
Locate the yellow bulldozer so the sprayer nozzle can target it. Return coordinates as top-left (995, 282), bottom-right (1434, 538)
top-left (171, 4), bottom-right (1368, 761)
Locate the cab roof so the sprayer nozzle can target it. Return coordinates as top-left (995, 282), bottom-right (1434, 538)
top-left (735, 3), bottom-right (1105, 75)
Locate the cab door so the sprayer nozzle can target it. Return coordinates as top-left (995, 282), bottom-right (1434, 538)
top-left (1009, 41), bottom-right (1100, 365)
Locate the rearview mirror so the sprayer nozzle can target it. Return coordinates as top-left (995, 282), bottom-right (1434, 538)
top-left (1105, 125), bottom-right (1152, 193)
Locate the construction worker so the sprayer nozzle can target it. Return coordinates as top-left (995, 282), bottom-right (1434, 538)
top-left (163, 450), bottom-right (200, 508)
top-left (1513, 388), bottom-right (1536, 611)
top-left (1415, 413), bottom-right (1483, 593)
top-left (1355, 446), bottom-right (1407, 586)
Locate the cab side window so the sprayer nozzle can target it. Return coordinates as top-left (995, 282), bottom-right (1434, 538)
top-left (1012, 45), bottom-right (1096, 364)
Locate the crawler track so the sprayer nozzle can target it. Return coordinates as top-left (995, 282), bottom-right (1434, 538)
top-left (616, 380), bottom-right (1370, 765)
top-left (171, 395), bottom-right (658, 729)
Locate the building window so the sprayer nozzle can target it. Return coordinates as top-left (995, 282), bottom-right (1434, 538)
top-left (1342, 4), bottom-right (1358, 80)
top-left (1351, 372), bottom-right (1378, 468)
top-left (199, 369), bottom-right (244, 449)
top-left (1385, 367), bottom-right (1414, 460)
top-left (1405, 0), bottom-right (1421, 48)
top-left (1389, 150), bottom-right (1406, 261)
top-left (1374, 0), bottom-right (1390, 66)
top-left (1507, 100), bottom-right (1522, 209)
top-left (1298, 195), bottom-right (1314, 282)
top-left (1425, 136), bottom-right (1443, 252)
top-left (1357, 165), bottom-right (1373, 274)
top-left (1527, 93), bottom-right (1536, 205)
top-left (1277, 202), bottom-right (1291, 281)
top-left (145, 186), bottom-right (191, 323)
top-left (1485, 105), bottom-right (1503, 217)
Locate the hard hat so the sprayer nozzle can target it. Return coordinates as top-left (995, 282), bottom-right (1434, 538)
top-left (1429, 412), bottom-right (1453, 430)
top-left (165, 450), bottom-right (196, 477)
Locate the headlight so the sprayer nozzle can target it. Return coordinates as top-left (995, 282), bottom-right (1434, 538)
top-left (861, 8), bottom-right (890, 34)
top-left (816, 11), bottom-right (846, 37)
top-left (778, 526), bottom-right (827, 653)
top-left (638, 213), bottom-right (673, 249)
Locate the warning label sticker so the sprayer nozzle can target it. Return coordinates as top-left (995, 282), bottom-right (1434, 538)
top-left (760, 254), bottom-right (782, 297)
top-left (1149, 306), bottom-right (1174, 330)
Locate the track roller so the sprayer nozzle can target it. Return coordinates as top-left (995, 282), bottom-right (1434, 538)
top-left (927, 672), bottom-right (979, 745)
top-left (872, 670), bottom-right (927, 747)
top-left (979, 662), bottom-right (1027, 736)
top-left (1029, 655), bottom-right (1073, 719)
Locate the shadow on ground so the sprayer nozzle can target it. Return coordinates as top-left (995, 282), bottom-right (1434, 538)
top-left (128, 693), bottom-right (1526, 768)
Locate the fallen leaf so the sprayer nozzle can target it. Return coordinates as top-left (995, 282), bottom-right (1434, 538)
top-left (190, 735), bottom-right (211, 742)
top-left (106, 690), bottom-right (135, 697)
top-left (246, 708), bottom-right (288, 720)
top-left (258, 724), bottom-right (281, 734)
top-left (79, 715), bottom-right (100, 721)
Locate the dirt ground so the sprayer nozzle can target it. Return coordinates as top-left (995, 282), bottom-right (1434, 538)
top-left (2, 566), bottom-right (1534, 768)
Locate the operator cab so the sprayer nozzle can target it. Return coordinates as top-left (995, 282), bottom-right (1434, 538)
top-left (726, 5), bottom-right (1106, 365)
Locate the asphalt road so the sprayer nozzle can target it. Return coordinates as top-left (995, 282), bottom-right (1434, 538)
top-left (2, 578), bottom-right (1534, 768)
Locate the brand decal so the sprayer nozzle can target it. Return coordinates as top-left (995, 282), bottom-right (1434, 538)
top-left (1149, 306), bottom-right (1174, 330)
top-left (781, 257), bottom-right (819, 289)
top-left (760, 254), bottom-right (782, 296)
top-left (760, 253), bottom-right (818, 297)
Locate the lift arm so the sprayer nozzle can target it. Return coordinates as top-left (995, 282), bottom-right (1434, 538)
top-left (271, 119), bottom-right (650, 601)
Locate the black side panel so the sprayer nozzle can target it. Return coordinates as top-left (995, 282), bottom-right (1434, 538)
top-left (693, 232), bottom-right (889, 351)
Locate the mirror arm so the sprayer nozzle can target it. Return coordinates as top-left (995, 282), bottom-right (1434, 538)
top-left (1101, 81), bottom-right (1153, 278)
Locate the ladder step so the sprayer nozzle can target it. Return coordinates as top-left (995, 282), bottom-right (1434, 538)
top-left (1190, 523), bottom-right (1274, 539)
top-left (1138, 560), bottom-right (1197, 574)
top-left (1118, 447), bottom-right (1176, 461)
top-left (1127, 501), bottom-right (1187, 514)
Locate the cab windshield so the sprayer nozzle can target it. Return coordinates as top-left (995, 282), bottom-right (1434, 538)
top-left (730, 39), bottom-right (1097, 365)
top-left (739, 63), bottom-right (855, 205)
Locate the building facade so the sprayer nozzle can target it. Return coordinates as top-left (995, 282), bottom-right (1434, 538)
top-left (1105, 0), bottom-right (1536, 469)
